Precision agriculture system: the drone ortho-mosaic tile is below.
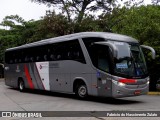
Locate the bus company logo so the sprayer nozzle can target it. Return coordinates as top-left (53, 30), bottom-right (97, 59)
top-left (39, 65), bottom-right (42, 69)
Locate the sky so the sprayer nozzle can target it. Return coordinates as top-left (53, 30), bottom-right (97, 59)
top-left (0, 0), bottom-right (51, 23)
top-left (0, 0), bottom-right (152, 24)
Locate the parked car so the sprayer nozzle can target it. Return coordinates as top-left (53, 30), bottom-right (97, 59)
top-left (156, 80), bottom-right (160, 91)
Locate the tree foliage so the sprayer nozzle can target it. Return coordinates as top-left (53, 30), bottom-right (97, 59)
top-left (31, 0), bottom-right (117, 23)
top-left (152, 0), bottom-right (160, 5)
top-left (0, 15), bottom-right (41, 61)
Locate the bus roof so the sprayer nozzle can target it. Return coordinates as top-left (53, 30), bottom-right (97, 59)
top-left (6, 32), bottom-right (138, 51)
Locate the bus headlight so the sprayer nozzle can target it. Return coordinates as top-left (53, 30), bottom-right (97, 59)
top-left (118, 82), bottom-right (126, 87)
top-left (146, 77), bottom-right (150, 84)
top-left (112, 80), bottom-right (126, 87)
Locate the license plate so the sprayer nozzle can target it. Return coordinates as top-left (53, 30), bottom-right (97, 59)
top-left (134, 90), bottom-right (141, 95)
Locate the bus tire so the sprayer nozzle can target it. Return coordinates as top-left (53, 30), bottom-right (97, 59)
top-left (76, 84), bottom-right (88, 99)
top-left (18, 79), bottom-right (25, 92)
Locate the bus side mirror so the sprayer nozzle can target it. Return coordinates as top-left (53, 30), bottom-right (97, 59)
top-left (140, 45), bottom-right (156, 59)
top-left (94, 42), bottom-right (118, 58)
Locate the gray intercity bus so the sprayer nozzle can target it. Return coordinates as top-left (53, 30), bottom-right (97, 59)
top-left (4, 32), bottom-right (156, 98)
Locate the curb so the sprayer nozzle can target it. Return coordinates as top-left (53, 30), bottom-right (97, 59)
top-left (148, 92), bottom-right (160, 95)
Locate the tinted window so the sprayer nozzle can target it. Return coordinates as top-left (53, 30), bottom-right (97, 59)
top-left (82, 37), bottom-right (105, 51)
top-left (88, 44), bottom-right (111, 73)
top-left (82, 37), bottom-right (112, 73)
top-left (5, 40), bottom-right (86, 64)
top-left (52, 40), bottom-right (86, 63)
top-left (5, 50), bottom-right (24, 64)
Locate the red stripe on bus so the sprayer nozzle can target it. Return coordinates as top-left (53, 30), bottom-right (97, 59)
top-left (35, 63), bottom-right (45, 90)
top-left (119, 79), bottom-right (137, 84)
top-left (24, 64), bottom-right (34, 89)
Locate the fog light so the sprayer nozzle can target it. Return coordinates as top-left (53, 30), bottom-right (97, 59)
top-left (117, 90), bottom-right (121, 94)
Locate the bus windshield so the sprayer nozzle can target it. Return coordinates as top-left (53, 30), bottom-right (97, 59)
top-left (113, 42), bottom-right (148, 78)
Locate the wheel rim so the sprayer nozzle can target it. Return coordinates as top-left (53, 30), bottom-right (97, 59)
top-left (78, 86), bottom-right (86, 97)
top-left (19, 81), bottom-right (24, 90)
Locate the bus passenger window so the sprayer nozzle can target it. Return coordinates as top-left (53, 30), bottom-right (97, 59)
top-left (50, 54), bottom-right (55, 60)
top-left (98, 55), bottom-right (109, 72)
top-left (30, 57), bottom-right (34, 62)
top-left (89, 45), bottom-right (110, 73)
top-left (15, 59), bottom-right (18, 63)
top-left (10, 60), bottom-right (13, 64)
top-left (67, 40), bottom-right (86, 63)
top-left (57, 55), bottom-right (61, 60)
top-left (73, 51), bottom-right (80, 60)
top-left (36, 56), bottom-right (40, 61)
top-left (67, 51), bottom-right (73, 59)
top-left (19, 59), bottom-right (22, 63)
top-left (44, 55), bottom-right (48, 61)
top-left (25, 56), bottom-right (29, 62)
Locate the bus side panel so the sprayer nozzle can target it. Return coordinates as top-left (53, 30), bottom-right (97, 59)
top-left (91, 73), bottom-right (98, 96)
top-left (28, 63), bottom-right (41, 90)
top-left (22, 63), bottom-right (48, 90)
top-left (49, 61), bottom-right (71, 92)
top-left (5, 64), bottom-right (22, 88)
top-left (49, 60), bottom-right (94, 94)
top-left (5, 62), bottom-right (51, 91)
top-left (34, 62), bottom-right (50, 90)
top-left (90, 72), bottom-right (113, 97)
top-left (5, 64), bottom-right (16, 87)
top-left (97, 79), bottom-right (112, 97)
top-left (97, 72), bottom-right (112, 97)
top-left (69, 61), bottom-right (93, 95)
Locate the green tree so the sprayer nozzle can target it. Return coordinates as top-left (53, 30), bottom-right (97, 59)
top-left (31, 0), bottom-right (117, 23)
top-left (0, 15), bottom-right (41, 62)
top-left (29, 11), bottom-right (71, 41)
top-left (152, 0), bottom-right (160, 5)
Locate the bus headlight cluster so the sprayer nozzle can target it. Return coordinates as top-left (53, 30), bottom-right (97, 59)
top-left (112, 80), bottom-right (126, 87)
top-left (118, 82), bottom-right (126, 87)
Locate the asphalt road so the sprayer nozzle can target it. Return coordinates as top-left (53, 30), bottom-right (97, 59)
top-left (0, 80), bottom-right (159, 120)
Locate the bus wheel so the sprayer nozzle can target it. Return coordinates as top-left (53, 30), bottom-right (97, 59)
top-left (76, 84), bottom-right (88, 98)
top-left (18, 80), bottom-right (25, 92)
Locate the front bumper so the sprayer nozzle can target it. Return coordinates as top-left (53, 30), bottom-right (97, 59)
top-left (112, 82), bottom-right (149, 98)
